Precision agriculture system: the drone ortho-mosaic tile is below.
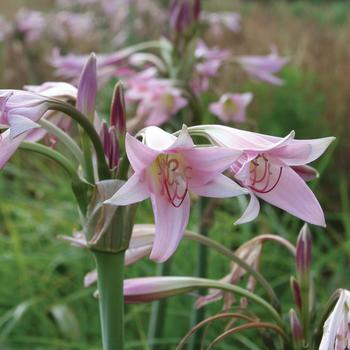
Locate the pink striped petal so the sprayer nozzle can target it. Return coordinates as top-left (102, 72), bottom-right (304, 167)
top-left (191, 174), bottom-right (247, 198)
top-left (149, 192), bottom-right (190, 262)
top-left (235, 193), bottom-right (260, 225)
top-left (105, 173), bottom-right (150, 206)
top-left (255, 166), bottom-right (325, 226)
top-left (125, 133), bottom-right (159, 172)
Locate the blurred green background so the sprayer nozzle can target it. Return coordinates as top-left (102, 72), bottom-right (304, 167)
top-left (0, 0), bottom-right (349, 349)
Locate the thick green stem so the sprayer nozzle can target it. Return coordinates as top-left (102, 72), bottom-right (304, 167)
top-left (48, 100), bottom-right (110, 180)
top-left (94, 251), bottom-right (125, 350)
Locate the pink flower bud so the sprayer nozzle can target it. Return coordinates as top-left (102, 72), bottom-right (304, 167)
top-left (100, 121), bottom-right (120, 171)
top-left (296, 224), bottom-right (312, 278)
top-left (289, 309), bottom-right (303, 345)
top-left (290, 277), bottom-right (302, 311)
top-left (110, 82), bottom-right (126, 135)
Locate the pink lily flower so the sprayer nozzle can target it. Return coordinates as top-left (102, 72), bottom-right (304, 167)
top-left (14, 9), bottom-right (46, 44)
top-left (202, 11), bottom-right (241, 34)
top-left (319, 289), bottom-right (350, 350)
top-left (190, 125), bottom-right (335, 226)
top-left (195, 40), bottom-right (231, 77)
top-left (0, 90), bottom-right (51, 168)
top-left (137, 85), bottom-right (187, 126)
top-left (125, 68), bottom-right (187, 126)
top-left (51, 49), bottom-right (134, 86)
top-left (0, 81), bottom-right (79, 167)
top-left (192, 40), bottom-right (231, 94)
top-left (105, 125), bottom-right (247, 262)
top-left (237, 46), bottom-right (289, 86)
top-left (209, 93), bottom-right (253, 123)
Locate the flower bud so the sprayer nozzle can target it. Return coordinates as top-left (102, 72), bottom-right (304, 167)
top-left (100, 122), bottom-right (120, 171)
top-left (124, 277), bottom-right (196, 303)
top-left (110, 81), bottom-right (126, 136)
top-left (289, 309), bottom-right (303, 346)
top-left (77, 53), bottom-right (97, 121)
top-left (296, 224), bottom-right (312, 279)
top-left (290, 276), bottom-right (302, 311)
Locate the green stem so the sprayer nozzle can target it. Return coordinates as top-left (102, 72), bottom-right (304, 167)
top-left (184, 231), bottom-right (279, 308)
top-left (94, 250), bottom-right (125, 350)
top-left (19, 142), bottom-right (77, 178)
top-left (48, 100), bottom-right (110, 180)
top-left (38, 119), bottom-right (84, 166)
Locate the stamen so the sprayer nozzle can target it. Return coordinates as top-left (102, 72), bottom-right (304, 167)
top-left (249, 154), bottom-right (283, 194)
top-left (157, 155), bottom-right (190, 207)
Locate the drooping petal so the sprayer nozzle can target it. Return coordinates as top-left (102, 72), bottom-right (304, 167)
top-left (149, 192), bottom-right (190, 262)
top-left (124, 276), bottom-right (196, 303)
top-left (191, 174), bottom-right (247, 198)
top-left (254, 166), bottom-right (325, 226)
top-left (9, 115), bottom-right (41, 139)
top-left (77, 53), bottom-right (97, 119)
top-left (235, 193), bottom-right (260, 225)
top-left (125, 133), bottom-right (159, 172)
top-left (0, 130), bottom-right (27, 169)
top-left (105, 173), bottom-right (150, 206)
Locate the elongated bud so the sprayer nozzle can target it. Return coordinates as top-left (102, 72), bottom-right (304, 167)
top-left (77, 53), bottom-right (97, 120)
top-left (124, 277), bottom-right (196, 303)
top-left (110, 81), bottom-right (126, 135)
top-left (100, 121), bottom-right (120, 171)
top-left (193, 0), bottom-right (201, 21)
top-left (289, 309), bottom-right (303, 346)
top-left (290, 276), bottom-right (302, 311)
top-left (296, 224), bottom-right (312, 278)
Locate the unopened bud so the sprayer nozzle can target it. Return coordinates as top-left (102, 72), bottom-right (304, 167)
top-left (110, 81), bottom-right (126, 135)
top-left (193, 0), bottom-right (201, 21)
top-left (100, 122), bottom-right (120, 171)
top-left (290, 277), bottom-right (302, 311)
top-left (289, 309), bottom-right (303, 346)
top-left (296, 224), bottom-right (312, 278)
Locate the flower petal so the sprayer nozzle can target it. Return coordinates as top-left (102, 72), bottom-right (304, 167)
top-left (0, 130), bottom-right (27, 169)
top-left (190, 125), bottom-right (294, 152)
top-left (125, 133), bottom-right (159, 172)
top-left (9, 114), bottom-right (41, 139)
top-left (149, 193), bottom-right (190, 262)
top-left (255, 166), bottom-right (325, 226)
top-left (105, 173), bottom-right (150, 206)
top-left (167, 124), bottom-right (194, 151)
top-left (270, 137), bottom-right (335, 166)
top-left (235, 193), bottom-right (260, 225)
top-left (191, 174), bottom-right (248, 198)
top-left (142, 126), bottom-right (176, 150)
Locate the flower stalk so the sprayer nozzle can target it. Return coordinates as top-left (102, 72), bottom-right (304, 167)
top-left (94, 250), bottom-right (125, 350)
top-left (48, 100), bottom-right (110, 180)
